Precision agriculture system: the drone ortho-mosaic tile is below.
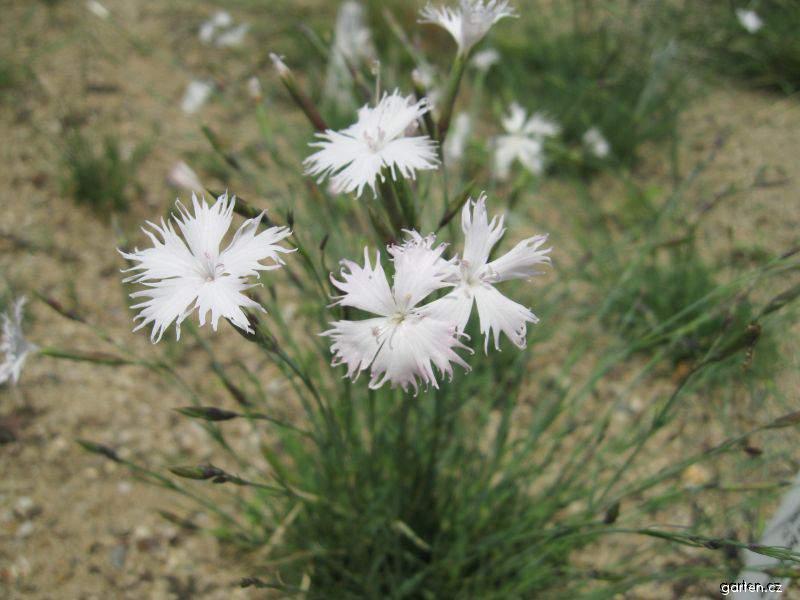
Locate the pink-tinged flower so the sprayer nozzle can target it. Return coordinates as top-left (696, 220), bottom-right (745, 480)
top-left (120, 193), bottom-right (292, 342)
top-left (426, 194), bottom-right (551, 351)
top-left (323, 233), bottom-right (470, 393)
top-left (0, 297), bottom-right (38, 386)
top-left (420, 1), bottom-right (517, 57)
top-left (304, 90), bottom-right (439, 197)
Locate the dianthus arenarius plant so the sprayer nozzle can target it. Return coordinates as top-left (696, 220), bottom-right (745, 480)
top-left (20, 1), bottom-right (800, 597)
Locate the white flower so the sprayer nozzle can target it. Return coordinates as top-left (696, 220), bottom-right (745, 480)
top-left (426, 194), bottom-right (551, 351)
top-left (420, 1), bottom-right (517, 57)
top-left (246, 76), bottom-right (263, 101)
top-left (166, 161), bottom-right (204, 195)
top-left (583, 127), bottom-right (610, 159)
top-left (412, 64), bottom-right (443, 113)
top-left (120, 193), bottom-right (293, 343)
top-left (471, 48), bottom-right (500, 72)
top-left (445, 112), bottom-right (472, 163)
top-left (323, 234), bottom-right (470, 392)
top-left (304, 91), bottom-right (439, 197)
top-left (215, 23), bottom-right (249, 48)
top-left (494, 103), bottom-right (560, 180)
top-left (181, 80), bottom-right (213, 114)
top-left (324, 1), bottom-right (376, 110)
top-left (86, 0), bottom-right (109, 19)
top-left (736, 9), bottom-right (763, 34)
top-left (0, 297), bottom-right (38, 386)
top-left (199, 11), bottom-right (248, 47)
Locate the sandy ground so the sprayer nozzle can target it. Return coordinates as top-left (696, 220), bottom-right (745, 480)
top-left (0, 1), bottom-right (799, 599)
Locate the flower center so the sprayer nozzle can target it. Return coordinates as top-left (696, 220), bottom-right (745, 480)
top-left (363, 127), bottom-right (388, 152)
top-left (201, 251), bottom-right (223, 282)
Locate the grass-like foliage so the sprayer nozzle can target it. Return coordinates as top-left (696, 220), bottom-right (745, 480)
top-left (681, 0), bottom-right (800, 93)
top-left (60, 132), bottom-right (147, 219)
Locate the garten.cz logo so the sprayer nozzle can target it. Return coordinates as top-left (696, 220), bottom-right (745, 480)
top-left (720, 580), bottom-right (783, 596)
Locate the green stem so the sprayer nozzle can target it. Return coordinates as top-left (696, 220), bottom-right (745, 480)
top-left (437, 53), bottom-right (467, 145)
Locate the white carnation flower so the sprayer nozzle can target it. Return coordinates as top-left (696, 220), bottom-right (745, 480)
top-left (304, 91), bottom-right (439, 197)
top-left (420, 0), bottom-right (517, 57)
top-left (426, 194), bottom-right (551, 351)
top-left (0, 297), bottom-right (38, 386)
top-left (494, 103), bottom-right (560, 180)
top-left (323, 234), bottom-right (470, 393)
top-left (736, 9), bottom-right (763, 34)
top-left (120, 193), bottom-right (293, 343)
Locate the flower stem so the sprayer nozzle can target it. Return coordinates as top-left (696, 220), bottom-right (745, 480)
top-left (437, 53), bottom-right (468, 145)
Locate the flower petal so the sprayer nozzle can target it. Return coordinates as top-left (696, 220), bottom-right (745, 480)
top-left (322, 316), bottom-right (386, 381)
top-left (368, 314), bottom-right (470, 393)
top-left (473, 284), bottom-right (538, 351)
top-left (461, 193), bottom-right (505, 269)
top-left (389, 232), bottom-right (453, 310)
top-left (219, 215), bottom-right (293, 278)
top-left (173, 192), bottom-right (234, 261)
top-left (422, 286), bottom-right (475, 333)
top-left (330, 248), bottom-right (396, 317)
top-left (485, 233), bottom-right (551, 283)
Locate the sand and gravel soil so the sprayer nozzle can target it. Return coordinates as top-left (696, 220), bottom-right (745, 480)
top-left (0, 1), bottom-right (798, 599)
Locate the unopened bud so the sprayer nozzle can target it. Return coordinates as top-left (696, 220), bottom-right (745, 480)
top-left (705, 323), bottom-right (761, 365)
top-left (269, 53), bottom-right (328, 132)
top-left (767, 410), bottom-right (800, 430)
top-left (269, 53), bottom-right (290, 77)
top-left (77, 439), bottom-right (121, 462)
top-left (175, 406), bottom-right (238, 421)
top-left (158, 510), bottom-right (199, 531)
top-left (169, 464), bottom-right (225, 481)
top-left (603, 501), bottom-right (620, 525)
top-left (37, 294), bottom-right (85, 323)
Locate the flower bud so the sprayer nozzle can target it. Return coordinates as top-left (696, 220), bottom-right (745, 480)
top-left (174, 406), bottom-right (239, 421)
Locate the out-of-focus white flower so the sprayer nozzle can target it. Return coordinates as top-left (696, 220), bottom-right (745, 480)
top-left (120, 193), bottom-right (293, 343)
top-left (246, 76), bottom-right (262, 101)
top-left (445, 112), bottom-right (472, 163)
top-left (426, 194), bottom-right (551, 351)
top-left (198, 11), bottom-right (247, 47)
top-left (493, 103), bottom-right (559, 180)
top-left (0, 297), bottom-right (38, 386)
top-left (167, 161), bottom-right (204, 195)
top-left (181, 80), bottom-right (214, 114)
top-left (471, 48), bottom-right (500, 72)
top-left (412, 64), bottom-right (443, 113)
top-left (304, 90), bottom-right (439, 197)
top-left (211, 11), bottom-right (233, 28)
top-left (86, 0), bottom-right (109, 19)
top-left (323, 234), bottom-right (470, 392)
top-left (736, 9), bottom-right (763, 33)
top-left (199, 11), bottom-right (237, 44)
top-left (420, 1), bottom-right (517, 57)
top-left (583, 127), bottom-right (610, 158)
top-left (215, 23), bottom-right (249, 48)
top-left (324, 1), bottom-right (376, 110)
